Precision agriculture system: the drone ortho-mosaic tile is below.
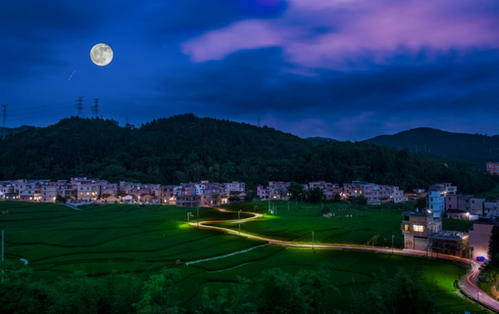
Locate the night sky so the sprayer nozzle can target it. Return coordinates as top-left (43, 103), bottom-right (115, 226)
top-left (1, 0), bottom-right (499, 140)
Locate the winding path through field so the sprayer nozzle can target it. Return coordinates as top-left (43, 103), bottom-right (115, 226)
top-left (189, 206), bottom-right (499, 312)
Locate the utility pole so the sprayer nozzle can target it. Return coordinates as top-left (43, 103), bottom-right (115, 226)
top-left (1, 104), bottom-right (6, 140)
top-left (391, 234), bottom-right (394, 254)
top-left (76, 96), bottom-right (83, 117)
top-left (1, 230), bottom-right (4, 284)
top-left (92, 98), bottom-right (99, 118)
top-left (312, 230), bottom-right (315, 252)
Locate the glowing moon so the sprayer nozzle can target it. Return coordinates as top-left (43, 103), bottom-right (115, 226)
top-left (90, 43), bottom-right (113, 66)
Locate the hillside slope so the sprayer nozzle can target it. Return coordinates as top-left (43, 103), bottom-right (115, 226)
top-left (366, 128), bottom-right (499, 167)
top-left (0, 115), bottom-right (495, 193)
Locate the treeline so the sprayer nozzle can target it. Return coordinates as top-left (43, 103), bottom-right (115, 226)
top-left (1, 264), bottom-right (437, 314)
top-left (366, 127), bottom-right (499, 168)
top-left (0, 115), bottom-right (496, 193)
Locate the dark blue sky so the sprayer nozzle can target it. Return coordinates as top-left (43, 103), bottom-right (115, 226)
top-left (1, 0), bottom-right (499, 140)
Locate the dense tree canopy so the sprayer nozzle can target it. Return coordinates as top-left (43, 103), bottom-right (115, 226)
top-left (0, 115), bottom-right (496, 193)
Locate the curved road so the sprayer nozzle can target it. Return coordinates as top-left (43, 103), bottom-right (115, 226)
top-left (190, 206), bottom-right (499, 312)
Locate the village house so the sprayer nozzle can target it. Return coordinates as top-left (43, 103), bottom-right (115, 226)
top-left (224, 181), bottom-right (245, 193)
top-left (469, 197), bottom-right (485, 216)
top-left (429, 231), bottom-right (470, 258)
top-left (486, 161), bottom-right (499, 175)
top-left (401, 209), bottom-right (473, 258)
top-left (305, 181), bottom-right (341, 200)
top-left (41, 182), bottom-right (59, 203)
top-left (72, 177), bottom-right (101, 202)
top-left (401, 210), bottom-right (442, 250)
top-left (175, 183), bottom-right (201, 207)
top-left (19, 180), bottom-right (44, 202)
top-left (257, 181), bottom-right (291, 200)
top-left (342, 181), bottom-right (407, 205)
top-left (157, 185), bottom-right (176, 205)
top-left (484, 200), bottom-right (499, 217)
top-left (404, 189), bottom-right (427, 201)
top-left (445, 194), bottom-right (473, 218)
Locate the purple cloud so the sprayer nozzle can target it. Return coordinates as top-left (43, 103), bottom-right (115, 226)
top-left (182, 0), bottom-right (499, 68)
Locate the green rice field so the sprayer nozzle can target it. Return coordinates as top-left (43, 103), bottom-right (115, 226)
top-left (222, 201), bottom-right (473, 247)
top-left (0, 200), bottom-right (486, 312)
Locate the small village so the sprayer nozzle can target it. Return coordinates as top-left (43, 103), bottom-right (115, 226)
top-left (1, 176), bottom-right (498, 262)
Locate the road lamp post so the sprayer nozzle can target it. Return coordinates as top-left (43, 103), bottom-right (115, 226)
top-left (312, 230), bottom-right (315, 252)
top-left (391, 234), bottom-right (394, 254)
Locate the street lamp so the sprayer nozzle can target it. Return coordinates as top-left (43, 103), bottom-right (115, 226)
top-left (391, 234), bottom-right (394, 254)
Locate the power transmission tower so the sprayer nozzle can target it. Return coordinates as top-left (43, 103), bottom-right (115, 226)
top-left (76, 96), bottom-right (83, 117)
top-left (92, 98), bottom-right (99, 118)
top-left (1, 104), bottom-right (6, 140)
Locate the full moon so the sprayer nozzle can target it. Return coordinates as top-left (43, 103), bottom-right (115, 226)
top-left (90, 43), bottom-right (113, 66)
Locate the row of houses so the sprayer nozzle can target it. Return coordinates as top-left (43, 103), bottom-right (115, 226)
top-left (402, 209), bottom-right (497, 261)
top-left (426, 182), bottom-right (499, 219)
top-left (257, 181), bottom-right (407, 205)
top-left (0, 178), bottom-right (246, 207)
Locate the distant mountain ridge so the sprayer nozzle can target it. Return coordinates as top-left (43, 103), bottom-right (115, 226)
top-left (0, 125), bottom-right (36, 137)
top-left (0, 115), bottom-right (495, 194)
top-left (366, 127), bottom-right (499, 167)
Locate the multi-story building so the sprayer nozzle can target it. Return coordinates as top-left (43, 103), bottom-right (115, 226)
top-left (429, 231), bottom-right (470, 258)
top-left (224, 182), bottom-right (246, 193)
top-left (401, 210), bottom-right (471, 257)
top-left (445, 194), bottom-right (472, 215)
top-left (486, 161), bottom-right (499, 175)
top-left (41, 182), bottom-right (59, 203)
top-left (175, 183), bottom-right (201, 207)
top-left (156, 185), bottom-right (176, 205)
top-left (100, 182), bottom-right (118, 198)
top-left (343, 181), bottom-right (406, 205)
top-left (72, 177), bottom-right (101, 202)
top-left (19, 180), bottom-right (43, 202)
top-left (391, 186), bottom-right (408, 203)
top-left (428, 191), bottom-right (445, 218)
top-left (199, 182), bottom-right (228, 206)
top-left (484, 201), bottom-right (499, 217)
top-left (401, 210), bottom-right (442, 250)
top-left (0, 181), bottom-right (15, 200)
top-left (469, 197), bottom-right (485, 216)
top-left (305, 181), bottom-right (341, 200)
top-left (257, 181), bottom-right (291, 200)
top-left (429, 183), bottom-right (457, 195)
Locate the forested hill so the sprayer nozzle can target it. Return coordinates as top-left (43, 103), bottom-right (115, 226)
top-left (0, 115), bottom-right (495, 193)
top-left (366, 128), bottom-right (499, 167)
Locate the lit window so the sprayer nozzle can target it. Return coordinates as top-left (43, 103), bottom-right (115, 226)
top-left (413, 225), bottom-right (424, 232)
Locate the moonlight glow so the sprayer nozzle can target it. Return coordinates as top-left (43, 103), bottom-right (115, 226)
top-left (90, 43), bottom-right (113, 66)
